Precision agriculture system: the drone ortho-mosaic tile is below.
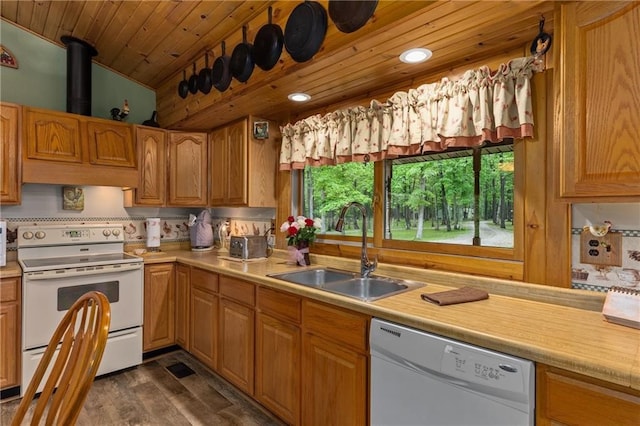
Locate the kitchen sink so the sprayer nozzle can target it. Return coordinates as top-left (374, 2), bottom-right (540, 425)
top-left (267, 268), bottom-right (357, 288)
top-left (268, 268), bottom-right (423, 302)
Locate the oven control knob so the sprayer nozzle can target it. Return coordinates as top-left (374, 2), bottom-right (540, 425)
top-left (112, 229), bottom-right (121, 236)
top-left (23, 231), bottom-right (34, 240)
top-left (35, 231), bottom-right (46, 239)
top-left (103, 229), bottom-right (112, 237)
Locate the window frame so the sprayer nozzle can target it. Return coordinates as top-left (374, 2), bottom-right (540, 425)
top-left (298, 140), bottom-right (523, 262)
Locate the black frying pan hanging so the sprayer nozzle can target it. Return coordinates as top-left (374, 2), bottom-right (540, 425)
top-left (530, 16), bottom-right (552, 57)
top-left (211, 41), bottom-right (232, 92)
top-left (230, 26), bottom-right (255, 83)
top-left (197, 52), bottom-right (213, 94)
top-left (178, 69), bottom-right (189, 99)
top-left (188, 63), bottom-right (198, 94)
top-left (284, 1), bottom-right (328, 63)
top-left (253, 6), bottom-right (284, 71)
top-left (328, 0), bottom-right (378, 33)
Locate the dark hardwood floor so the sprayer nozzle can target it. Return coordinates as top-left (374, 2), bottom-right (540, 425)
top-left (1, 350), bottom-right (285, 425)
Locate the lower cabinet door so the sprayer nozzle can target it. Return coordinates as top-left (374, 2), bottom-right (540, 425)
top-left (175, 264), bottom-right (190, 350)
top-left (143, 264), bottom-right (175, 351)
top-left (219, 298), bottom-right (254, 395)
top-left (255, 313), bottom-right (301, 425)
top-left (190, 287), bottom-right (218, 370)
top-left (302, 334), bottom-right (367, 426)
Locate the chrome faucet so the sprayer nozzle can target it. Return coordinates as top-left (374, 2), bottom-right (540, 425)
top-left (335, 201), bottom-right (377, 278)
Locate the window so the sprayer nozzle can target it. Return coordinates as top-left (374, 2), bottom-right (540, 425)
top-left (300, 141), bottom-right (518, 257)
top-left (302, 162), bottom-right (374, 236)
top-left (385, 142), bottom-right (514, 248)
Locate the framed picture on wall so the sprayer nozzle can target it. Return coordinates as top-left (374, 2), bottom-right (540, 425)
top-left (62, 187), bottom-right (84, 211)
top-left (253, 121), bottom-right (269, 140)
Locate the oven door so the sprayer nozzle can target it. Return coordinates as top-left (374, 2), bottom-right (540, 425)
top-left (22, 262), bottom-right (143, 350)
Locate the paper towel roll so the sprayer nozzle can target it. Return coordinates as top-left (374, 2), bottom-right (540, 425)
top-left (146, 218), bottom-right (161, 248)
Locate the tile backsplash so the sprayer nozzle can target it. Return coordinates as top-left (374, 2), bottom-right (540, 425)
top-left (571, 203), bottom-right (640, 292)
top-left (0, 184), bottom-right (275, 251)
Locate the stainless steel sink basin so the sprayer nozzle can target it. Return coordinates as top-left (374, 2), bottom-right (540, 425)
top-left (267, 268), bottom-right (357, 288)
top-left (268, 268), bottom-right (423, 302)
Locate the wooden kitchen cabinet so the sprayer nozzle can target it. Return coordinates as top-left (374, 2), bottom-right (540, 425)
top-left (0, 102), bottom-right (21, 205)
top-left (24, 106), bottom-right (83, 163)
top-left (175, 263), bottom-right (190, 350)
top-left (143, 263), bottom-right (175, 352)
top-left (86, 118), bottom-right (136, 167)
top-left (209, 117), bottom-right (277, 207)
top-left (536, 364), bottom-right (640, 425)
top-left (133, 125), bottom-right (166, 206)
top-left (218, 275), bottom-right (255, 395)
top-left (556, 2), bottom-right (640, 197)
top-left (302, 300), bottom-right (369, 426)
top-left (256, 287), bottom-right (301, 425)
top-left (22, 106), bottom-right (138, 187)
top-left (190, 267), bottom-right (218, 370)
top-left (168, 131), bottom-right (208, 206)
top-left (0, 277), bottom-right (21, 390)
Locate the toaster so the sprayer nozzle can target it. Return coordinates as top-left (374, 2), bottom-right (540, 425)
top-left (229, 235), bottom-right (268, 259)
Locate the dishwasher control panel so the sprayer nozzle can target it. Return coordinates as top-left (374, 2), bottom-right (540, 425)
top-left (441, 344), bottom-right (526, 392)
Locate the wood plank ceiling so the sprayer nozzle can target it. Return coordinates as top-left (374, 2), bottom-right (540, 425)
top-left (1, 1), bottom-right (556, 131)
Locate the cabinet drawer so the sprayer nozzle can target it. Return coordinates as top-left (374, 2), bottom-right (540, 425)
top-left (191, 267), bottom-right (218, 293)
top-left (0, 277), bottom-right (19, 303)
top-left (257, 287), bottom-right (301, 324)
top-left (220, 275), bottom-right (255, 306)
top-left (303, 300), bottom-right (369, 352)
top-left (538, 365), bottom-right (640, 425)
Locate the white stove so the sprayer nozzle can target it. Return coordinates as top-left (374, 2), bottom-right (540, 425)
top-left (17, 224), bottom-right (144, 395)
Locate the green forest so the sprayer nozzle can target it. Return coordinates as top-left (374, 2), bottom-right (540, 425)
top-left (303, 146), bottom-right (514, 247)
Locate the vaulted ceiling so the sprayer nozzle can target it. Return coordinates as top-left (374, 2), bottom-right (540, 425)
top-left (1, 1), bottom-right (556, 130)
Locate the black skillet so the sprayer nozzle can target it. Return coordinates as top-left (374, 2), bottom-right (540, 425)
top-left (284, 1), bottom-right (328, 63)
top-left (178, 69), bottom-right (189, 99)
top-left (197, 52), bottom-right (213, 94)
top-left (530, 16), bottom-right (552, 57)
top-left (211, 41), bottom-right (232, 92)
top-left (230, 26), bottom-right (255, 83)
top-left (328, 0), bottom-right (378, 33)
top-left (188, 63), bottom-right (198, 94)
top-left (253, 6), bottom-right (284, 71)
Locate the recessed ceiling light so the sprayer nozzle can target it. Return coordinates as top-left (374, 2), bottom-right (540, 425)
top-left (288, 92), bottom-right (311, 102)
top-left (399, 48), bottom-right (432, 64)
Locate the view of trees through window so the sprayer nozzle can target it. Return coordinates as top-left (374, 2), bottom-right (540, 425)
top-left (302, 162), bottom-right (374, 236)
top-left (302, 143), bottom-right (514, 248)
top-left (388, 144), bottom-right (514, 248)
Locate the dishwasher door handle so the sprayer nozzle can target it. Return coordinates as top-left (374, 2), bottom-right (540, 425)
top-left (400, 357), bottom-right (470, 388)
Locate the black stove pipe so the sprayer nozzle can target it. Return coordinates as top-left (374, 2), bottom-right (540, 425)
top-left (61, 35), bottom-right (98, 116)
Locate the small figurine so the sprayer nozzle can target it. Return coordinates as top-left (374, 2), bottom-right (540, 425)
top-left (110, 99), bottom-right (129, 121)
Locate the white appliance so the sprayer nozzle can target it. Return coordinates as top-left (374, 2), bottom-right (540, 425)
top-left (370, 318), bottom-right (535, 426)
top-left (17, 224), bottom-right (143, 395)
top-left (0, 220), bottom-right (6, 267)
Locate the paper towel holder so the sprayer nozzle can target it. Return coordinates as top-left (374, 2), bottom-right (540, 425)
top-left (146, 217), bottom-right (162, 252)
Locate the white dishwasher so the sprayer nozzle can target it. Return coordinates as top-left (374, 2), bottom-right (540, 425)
top-left (370, 318), bottom-right (535, 426)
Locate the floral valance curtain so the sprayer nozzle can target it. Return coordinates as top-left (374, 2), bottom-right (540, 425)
top-left (279, 56), bottom-right (538, 170)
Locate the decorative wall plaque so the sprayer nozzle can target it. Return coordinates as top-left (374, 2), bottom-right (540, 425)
top-left (63, 187), bottom-right (85, 211)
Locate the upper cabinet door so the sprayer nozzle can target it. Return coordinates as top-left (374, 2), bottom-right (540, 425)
top-left (209, 127), bottom-right (228, 206)
top-left (87, 119), bottom-right (136, 167)
top-left (135, 126), bottom-right (167, 206)
top-left (226, 120), bottom-right (248, 205)
top-left (556, 2), bottom-right (640, 197)
top-left (0, 102), bottom-right (21, 205)
top-left (24, 107), bottom-right (82, 163)
top-left (168, 131), bottom-right (208, 206)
